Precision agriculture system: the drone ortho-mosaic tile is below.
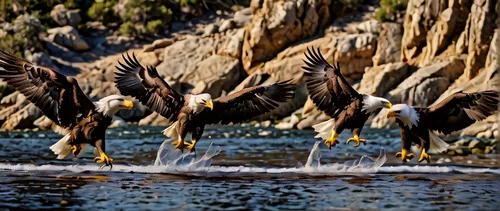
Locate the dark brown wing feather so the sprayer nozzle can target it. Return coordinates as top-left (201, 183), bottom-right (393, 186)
top-left (423, 90), bottom-right (499, 134)
top-left (114, 52), bottom-right (185, 121)
top-left (203, 80), bottom-right (295, 125)
top-left (302, 47), bottom-right (359, 118)
top-left (0, 50), bottom-right (95, 128)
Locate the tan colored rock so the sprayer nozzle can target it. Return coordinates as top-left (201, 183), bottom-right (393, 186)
top-left (358, 62), bottom-right (410, 97)
top-left (156, 30), bottom-right (244, 97)
top-left (1, 103), bottom-right (41, 130)
top-left (47, 26), bottom-right (90, 51)
top-left (50, 4), bottom-right (81, 27)
top-left (242, 0), bottom-right (333, 72)
top-left (139, 112), bottom-right (171, 126)
top-left (401, 0), bottom-right (450, 62)
top-left (372, 23), bottom-right (403, 66)
top-left (142, 38), bottom-right (175, 53)
top-left (420, 4), bottom-right (461, 66)
top-left (464, 0), bottom-right (497, 79)
top-left (388, 58), bottom-right (465, 106)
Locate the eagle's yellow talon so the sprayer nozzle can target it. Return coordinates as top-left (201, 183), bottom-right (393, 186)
top-left (324, 131), bottom-right (339, 149)
top-left (173, 139), bottom-right (185, 152)
top-left (395, 149), bottom-right (414, 162)
top-left (418, 149), bottom-right (431, 163)
top-left (71, 145), bottom-right (81, 156)
top-left (94, 152), bottom-right (113, 169)
top-left (346, 135), bottom-right (366, 147)
top-left (185, 140), bottom-right (197, 152)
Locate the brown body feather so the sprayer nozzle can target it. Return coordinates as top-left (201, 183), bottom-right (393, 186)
top-left (0, 50), bottom-right (113, 157)
top-left (302, 47), bottom-right (380, 142)
top-left (397, 90), bottom-right (500, 153)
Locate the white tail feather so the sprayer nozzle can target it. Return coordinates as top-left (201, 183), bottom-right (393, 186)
top-left (428, 131), bottom-right (449, 153)
top-left (162, 121), bottom-right (178, 139)
top-left (49, 134), bottom-right (72, 159)
top-left (312, 118), bottom-right (336, 140)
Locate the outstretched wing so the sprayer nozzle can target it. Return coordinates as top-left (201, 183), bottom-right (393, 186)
top-left (302, 47), bottom-right (359, 118)
top-left (0, 50), bottom-right (95, 129)
top-left (424, 90), bottom-right (499, 134)
top-left (202, 80), bottom-right (295, 125)
top-left (115, 53), bottom-right (185, 121)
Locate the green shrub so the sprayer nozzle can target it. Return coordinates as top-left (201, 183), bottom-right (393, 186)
top-left (146, 19), bottom-right (163, 34)
top-left (376, 0), bottom-right (408, 22)
top-left (87, 0), bottom-right (117, 24)
top-left (119, 21), bottom-right (136, 36)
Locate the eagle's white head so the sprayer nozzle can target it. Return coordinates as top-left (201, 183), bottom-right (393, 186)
top-left (362, 95), bottom-right (392, 113)
top-left (188, 93), bottom-right (213, 114)
top-left (386, 104), bottom-right (420, 129)
top-left (95, 95), bottom-right (134, 117)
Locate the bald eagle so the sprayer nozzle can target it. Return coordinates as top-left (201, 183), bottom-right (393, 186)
top-left (0, 50), bottom-right (133, 169)
top-left (302, 47), bottom-right (392, 149)
top-left (114, 53), bottom-right (295, 152)
top-left (386, 90), bottom-right (500, 163)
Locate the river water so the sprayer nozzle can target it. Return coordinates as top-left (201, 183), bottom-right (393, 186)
top-left (0, 126), bottom-right (498, 210)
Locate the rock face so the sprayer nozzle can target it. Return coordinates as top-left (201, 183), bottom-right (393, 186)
top-left (358, 63), bottom-right (411, 97)
top-left (242, 0), bottom-right (333, 72)
top-left (47, 26), bottom-right (90, 51)
top-left (388, 58), bottom-right (465, 106)
top-left (50, 4), bottom-right (82, 27)
top-left (372, 23), bottom-right (403, 67)
top-left (156, 29), bottom-right (245, 97)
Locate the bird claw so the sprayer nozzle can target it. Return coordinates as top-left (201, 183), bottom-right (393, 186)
top-left (172, 140), bottom-right (185, 152)
top-left (395, 150), bottom-right (414, 162)
top-left (418, 150), bottom-right (431, 163)
top-left (324, 138), bottom-right (339, 150)
top-left (346, 136), bottom-right (366, 148)
top-left (94, 152), bottom-right (113, 170)
top-left (71, 145), bottom-right (81, 156)
top-left (185, 140), bottom-right (197, 153)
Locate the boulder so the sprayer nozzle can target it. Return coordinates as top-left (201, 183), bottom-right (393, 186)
top-left (242, 0), bottom-right (333, 72)
top-left (50, 4), bottom-right (82, 27)
top-left (203, 23), bottom-right (219, 36)
top-left (156, 30), bottom-right (245, 97)
top-left (47, 26), bottom-right (90, 51)
top-left (142, 38), bottom-right (175, 53)
top-left (372, 23), bottom-right (403, 67)
top-left (233, 7), bottom-right (252, 26)
top-left (388, 58), bottom-right (465, 106)
top-left (219, 19), bottom-right (236, 32)
top-left (358, 62), bottom-right (411, 97)
top-left (356, 19), bottom-right (380, 34)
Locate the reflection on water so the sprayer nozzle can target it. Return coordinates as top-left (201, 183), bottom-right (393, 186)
top-left (0, 126), bottom-right (499, 209)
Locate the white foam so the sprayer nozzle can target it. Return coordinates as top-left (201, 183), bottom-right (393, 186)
top-left (0, 141), bottom-right (498, 175)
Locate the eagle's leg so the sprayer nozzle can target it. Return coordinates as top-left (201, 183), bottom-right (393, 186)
top-left (71, 144), bottom-right (82, 156)
top-left (185, 140), bottom-right (197, 152)
top-left (173, 135), bottom-right (186, 152)
top-left (395, 149), bottom-right (414, 162)
top-left (346, 128), bottom-right (366, 147)
top-left (418, 149), bottom-right (431, 163)
top-left (186, 126), bottom-right (204, 153)
top-left (93, 139), bottom-right (113, 169)
top-left (324, 131), bottom-right (339, 149)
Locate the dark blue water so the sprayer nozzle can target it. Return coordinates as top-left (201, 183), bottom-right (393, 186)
top-left (0, 126), bottom-right (498, 210)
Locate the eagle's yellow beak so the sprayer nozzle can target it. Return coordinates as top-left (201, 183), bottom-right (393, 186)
top-left (205, 99), bottom-right (213, 110)
top-left (384, 102), bottom-right (393, 109)
top-left (386, 110), bottom-right (398, 118)
top-left (120, 100), bottom-right (134, 110)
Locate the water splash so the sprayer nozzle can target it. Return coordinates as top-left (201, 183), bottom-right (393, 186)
top-left (0, 141), bottom-right (498, 175)
top-left (154, 140), bottom-right (221, 169)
